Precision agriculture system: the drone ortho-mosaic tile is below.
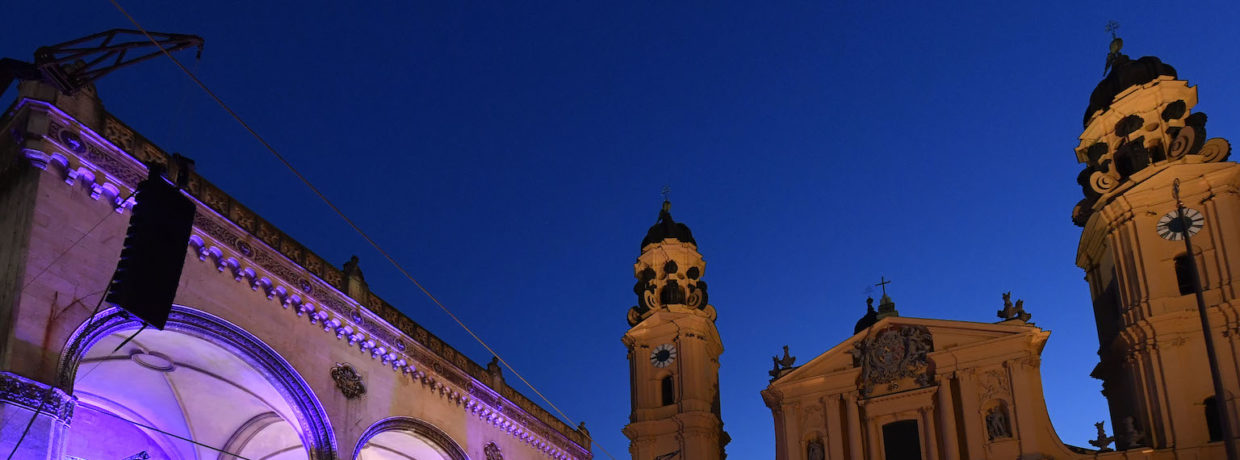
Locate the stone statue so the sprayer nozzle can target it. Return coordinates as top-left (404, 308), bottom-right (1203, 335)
top-left (1119, 416), bottom-right (1145, 448)
top-left (1088, 421), bottom-right (1115, 452)
top-left (342, 255), bottom-right (365, 280)
top-left (769, 345), bottom-right (797, 380)
top-left (997, 292), bottom-right (1032, 322)
top-left (985, 406), bottom-right (1011, 440)
top-left (807, 439), bottom-right (825, 460)
top-left (775, 345), bottom-right (797, 369)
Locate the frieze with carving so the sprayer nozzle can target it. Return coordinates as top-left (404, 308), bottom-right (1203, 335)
top-left (0, 372), bottom-right (75, 423)
top-left (17, 101), bottom-right (591, 459)
top-left (331, 363), bottom-right (366, 399)
top-left (849, 325), bottom-right (934, 396)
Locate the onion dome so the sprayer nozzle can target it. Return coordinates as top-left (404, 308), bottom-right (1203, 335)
top-left (853, 297), bottom-right (878, 334)
top-left (1083, 37), bottom-right (1177, 127)
top-left (641, 200), bottom-right (696, 249)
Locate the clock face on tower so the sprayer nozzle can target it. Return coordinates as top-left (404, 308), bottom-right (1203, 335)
top-left (650, 343), bottom-right (676, 368)
top-left (1157, 208), bottom-right (1204, 241)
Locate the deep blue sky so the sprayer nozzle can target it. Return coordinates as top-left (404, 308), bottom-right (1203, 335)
top-left (7, 1), bottom-right (1240, 458)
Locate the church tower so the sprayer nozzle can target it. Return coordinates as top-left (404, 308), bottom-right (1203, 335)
top-left (1073, 34), bottom-right (1239, 450)
top-left (622, 201), bottom-right (729, 459)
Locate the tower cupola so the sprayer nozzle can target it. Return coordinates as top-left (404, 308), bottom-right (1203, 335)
top-left (1072, 35), bottom-right (1231, 226)
top-left (628, 200), bottom-right (713, 326)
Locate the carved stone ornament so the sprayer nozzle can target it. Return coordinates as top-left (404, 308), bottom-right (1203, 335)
top-left (849, 325), bottom-right (934, 396)
top-left (331, 363), bottom-right (366, 399)
top-left (484, 441), bottom-right (503, 460)
top-left (0, 372), bottom-right (75, 423)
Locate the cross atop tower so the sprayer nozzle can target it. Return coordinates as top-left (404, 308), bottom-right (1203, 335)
top-left (1105, 20), bottom-right (1119, 39)
top-left (875, 276), bottom-right (892, 296)
top-left (661, 185), bottom-right (671, 202)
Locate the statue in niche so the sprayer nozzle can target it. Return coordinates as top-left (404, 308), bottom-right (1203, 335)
top-left (1119, 416), bottom-right (1146, 448)
top-left (807, 439), bottom-right (825, 460)
top-left (985, 404), bottom-right (1011, 440)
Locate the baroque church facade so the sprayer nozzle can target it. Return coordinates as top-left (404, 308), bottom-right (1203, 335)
top-left (0, 79), bottom-right (592, 458)
top-left (749, 40), bottom-right (1240, 460)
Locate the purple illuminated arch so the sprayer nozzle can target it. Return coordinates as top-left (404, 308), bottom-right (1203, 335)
top-left (353, 416), bottom-right (468, 460)
top-left (57, 305), bottom-right (339, 459)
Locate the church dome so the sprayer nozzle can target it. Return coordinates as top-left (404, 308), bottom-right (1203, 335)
top-left (1083, 53), bottom-right (1177, 127)
top-left (853, 298), bottom-right (878, 334)
top-left (641, 201), bottom-right (696, 249)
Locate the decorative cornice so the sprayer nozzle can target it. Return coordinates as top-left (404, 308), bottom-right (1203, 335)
top-left (12, 98), bottom-right (590, 460)
top-left (0, 372), bottom-right (75, 423)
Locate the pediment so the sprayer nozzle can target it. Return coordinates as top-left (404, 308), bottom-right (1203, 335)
top-left (774, 316), bottom-right (1043, 386)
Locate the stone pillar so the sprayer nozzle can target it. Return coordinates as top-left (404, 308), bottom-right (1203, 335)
top-left (845, 392), bottom-right (863, 460)
top-left (824, 395), bottom-right (846, 460)
top-left (782, 401), bottom-right (802, 459)
top-left (920, 407), bottom-right (939, 460)
top-left (1006, 359), bottom-right (1041, 453)
top-left (956, 369), bottom-right (986, 457)
top-left (866, 414), bottom-right (882, 460)
top-left (936, 380), bottom-right (960, 460)
top-left (0, 372), bottom-right (73, 460)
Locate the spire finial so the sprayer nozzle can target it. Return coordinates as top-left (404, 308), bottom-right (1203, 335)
top-left (1104, 20), bottom-right (1124, 76)
top-left (661, 184), bottom-right (671, 202)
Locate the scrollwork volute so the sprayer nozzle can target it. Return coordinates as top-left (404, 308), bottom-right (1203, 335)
top-left (1073, 79), bottom-right (1234, 226)
top-left (627, 240), bottom-right (710, 326)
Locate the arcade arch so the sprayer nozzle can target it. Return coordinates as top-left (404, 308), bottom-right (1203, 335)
top-left (353, 417), bottom-right (467, 460)
top-left (58, 306), bottom-right (337, 459)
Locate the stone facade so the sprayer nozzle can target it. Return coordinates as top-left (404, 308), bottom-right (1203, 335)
top-left (0, 80), bottom-right (591, 459)
top-left (761, 42), bottom-right (1240, 460)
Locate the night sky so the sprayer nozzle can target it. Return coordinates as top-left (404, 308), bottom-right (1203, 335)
top-left (7, 1), bottom-right (1240, 458)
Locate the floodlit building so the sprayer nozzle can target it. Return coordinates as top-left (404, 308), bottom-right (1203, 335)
top-left (0, 79), bottom-right (592, 459)
top-left (759, 40), bottom-right (1240, 459)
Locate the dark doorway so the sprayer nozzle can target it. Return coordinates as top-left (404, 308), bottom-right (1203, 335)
top-left (882, 419), bottom-right (922, 460)
top-left (1206, 396), bottom-right (1223, 442)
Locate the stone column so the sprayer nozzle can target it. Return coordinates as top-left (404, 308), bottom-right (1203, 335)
top-left (866, 414), bottom-right (882, 460)
top-left (920, 407), bottom-right (939, 460)
top-left (846, 392), bottom-right (863, 460)
top-left (783, 401), bottom-right (802, 459)
top-left (1006, 359), bottom-right (1042, 453)
top-left (0, 372), bottom-right (73, 460)
top-left (824, 395), bottom-right (846, 460)
top-left (956, 369), bottom-right (985, 457)
top-left (936, 380), bottom-right (960, 460)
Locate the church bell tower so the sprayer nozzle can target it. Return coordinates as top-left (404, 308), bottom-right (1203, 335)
top-left (622, 201), bottom-right (728, 459)
top-left (1073, 34), bottom-right (1239, 450)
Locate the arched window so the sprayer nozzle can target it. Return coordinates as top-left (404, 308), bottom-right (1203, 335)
top-left (1175, 254), bottom-right (1195, 295)
top-left (1206, 396), bottom-right (1223, 442)
top-left (661, 375), bottom-right (675, 406)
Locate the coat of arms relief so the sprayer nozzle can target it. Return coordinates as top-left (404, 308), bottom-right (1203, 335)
top-left (849, 325), bottom-right (934, 396)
